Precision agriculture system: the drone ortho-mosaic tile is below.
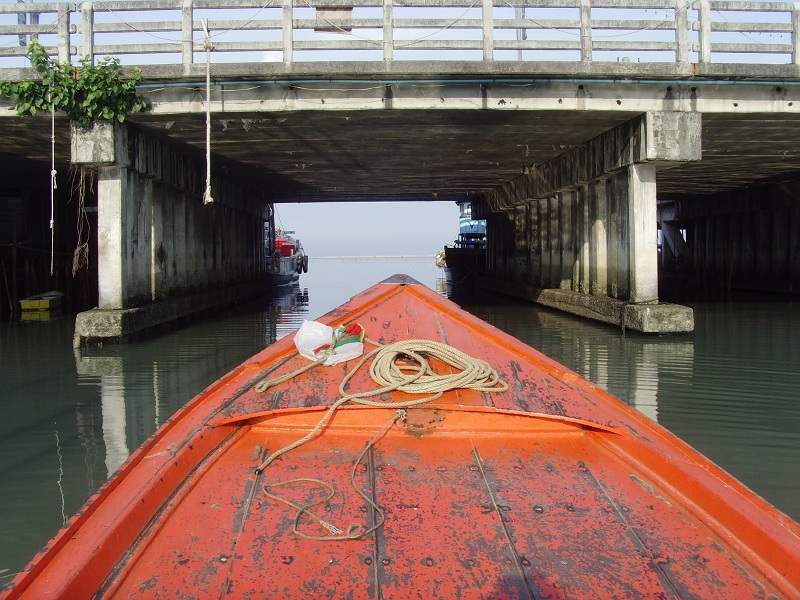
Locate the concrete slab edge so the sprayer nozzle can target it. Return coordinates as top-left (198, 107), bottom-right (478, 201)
top-left (479, 278), bottom-right (694, 333)
top-left (73, 281), bottom-right (266, 347)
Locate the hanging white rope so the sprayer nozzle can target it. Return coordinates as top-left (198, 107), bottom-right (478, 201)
top-left (49, 86), bottom-right (56, 275)
top-left (202, 18), bottom-right (214, 205)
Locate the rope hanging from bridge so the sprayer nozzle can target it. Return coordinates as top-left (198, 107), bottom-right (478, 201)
top-left (49, 84), bottom-right (56, 275)
top-left (202, 18), bottom-right (214, 205)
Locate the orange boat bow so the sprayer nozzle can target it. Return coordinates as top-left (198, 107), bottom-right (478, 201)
top-left (4, 276), bottom-right (799, 599)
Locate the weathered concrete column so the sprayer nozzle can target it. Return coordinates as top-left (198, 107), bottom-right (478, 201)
top-left (513, 204), bottom-right (529, 280)
top-left (589, 179), bottom-right (609, 296)
top-left (73, 122), bottom-right (164, 309)
top-left (607, 172), bottom-right (626, 299)
top-left (539, 197), bottom-right (551, 286)
top-left (628, 162), bottom-right (658, 302)
top-left (529, 198), bottom-right (541, 284)
top-left (96, 165), bottom-right (132, 309)
top-left (476, 112), bottom-right (699, 332)
top-left (577, 184), bottom-right (590, 294)
top-left (559, 190), bottom-right (575, 290)
top-left (71, 121), bottom-right (269, 345)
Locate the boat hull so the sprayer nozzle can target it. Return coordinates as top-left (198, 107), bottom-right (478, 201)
top-left (18, 291), bottom-right (64, 311)
top-left (268, 253), bottom-right (306, 286)
top-left (443, 246), bottom-right (486, 282)
top-left (4, 275), bottom-right (799, 599)
top-left (268, 270), bottom-right (300, 286)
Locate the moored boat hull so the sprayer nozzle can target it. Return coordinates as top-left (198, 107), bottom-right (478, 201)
top-left (268, 229), bottom-right (308, 287)
top-left (3, 275), bottom-right (799, 599)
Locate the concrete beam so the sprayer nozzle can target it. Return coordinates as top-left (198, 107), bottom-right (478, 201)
top-left (645, 111), bottom-right (701, 163)
top-left (475, 111), bottom-right (701, 215)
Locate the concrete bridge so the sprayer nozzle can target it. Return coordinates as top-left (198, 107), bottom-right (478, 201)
top-left (1, 0), bottom-right (800, 340)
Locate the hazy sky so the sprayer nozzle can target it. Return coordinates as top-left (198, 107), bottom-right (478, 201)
top-left (273, 201), bottom-right (460, 257)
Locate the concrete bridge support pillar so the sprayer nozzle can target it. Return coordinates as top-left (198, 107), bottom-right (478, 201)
top-left (588, 180), bottom-right (608, 297)
top-left (71, 121), bottom-right (269, 345)
top-left (626, 162), bottom-right (658, 303)
top-left (475, 112), bottom-right (697, 333)
top-left (95, 165), bottom-right (131, 310)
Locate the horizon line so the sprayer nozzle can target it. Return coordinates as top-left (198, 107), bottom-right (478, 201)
top-left (312, 254), bottom-right (436, 260)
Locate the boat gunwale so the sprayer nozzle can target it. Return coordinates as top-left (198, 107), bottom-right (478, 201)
top-left (93, 424), bottom-right (253, 599)
top-left (592, 422), bottom-right (800, 591)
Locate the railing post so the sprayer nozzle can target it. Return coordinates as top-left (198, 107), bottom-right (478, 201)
top-left (182, 0), bottom-right (194, 66)
top-left (792, 2), bottom-right (800, 65)
top-left (579, 0), bottom-right (592, 63)
top-left (283, 0), bottom-right (293, 65)
top-left (81, 1), bottom-right (94, 63)
top-left (482, 0), bottom-right (493, 61)
top-left (383, 0), bottom-right (393, 63)
top-left (675, 0), bottom-right (688, 64)
top-left (697, 0), bottom-right (711, 63)
top-left (58, 4), bottom-right (71, 63)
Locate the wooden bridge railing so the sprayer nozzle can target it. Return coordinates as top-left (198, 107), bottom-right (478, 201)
top-left (0, 0), bottom-right (799, 69)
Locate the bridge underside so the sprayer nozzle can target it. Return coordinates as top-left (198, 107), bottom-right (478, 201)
top-left (2, 77), bottom-right (800, 335)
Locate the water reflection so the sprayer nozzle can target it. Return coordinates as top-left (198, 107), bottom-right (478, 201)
top-left (269, 282), bottom-right (311, 340)
top-left (458, 291), bottom-right (691, 423)
top-left (0, 283), bottom-right (315, 579)
top-left (69, 283), bottom-right (312, 477)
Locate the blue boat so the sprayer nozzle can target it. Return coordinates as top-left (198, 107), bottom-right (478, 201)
top-left (438, 200), bottom-right (486, 281)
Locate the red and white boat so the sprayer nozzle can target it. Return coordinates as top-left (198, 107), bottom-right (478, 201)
top-left (268, 229), bottom-right (308, 286)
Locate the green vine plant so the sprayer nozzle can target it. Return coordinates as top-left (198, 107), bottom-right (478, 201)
top-left (0, 40), bottom-right (151, 279)
top-left (0, 39), bottom-right (150, 125)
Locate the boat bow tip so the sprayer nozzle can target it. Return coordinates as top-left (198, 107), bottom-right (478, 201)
top-left (380, 274), bottom-right (422, 285)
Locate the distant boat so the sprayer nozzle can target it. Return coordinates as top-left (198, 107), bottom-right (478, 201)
top-left (3, 275), bottom-right (799, 598)
top-left (440, 200), bottom-right (486, 281)
top-left (268, 229), bottom-right (308, 286)
top-left (18, 291), bottom-right (64, 311)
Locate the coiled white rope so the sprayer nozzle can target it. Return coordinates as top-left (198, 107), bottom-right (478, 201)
top-left (369, 339), bottom-right (506, 395)
top-left (253, 337), bottom-right (508, 540)
top-left (254, 338), bottom-right (506, 473)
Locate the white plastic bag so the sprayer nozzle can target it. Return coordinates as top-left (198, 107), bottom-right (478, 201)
top-left (294, 320), bottom-right (333, 361)
top-left (293, 320), bottom-right (364, 366)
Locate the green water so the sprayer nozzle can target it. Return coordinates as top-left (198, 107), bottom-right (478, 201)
top-left (1, 257), bottom-right (798, 584)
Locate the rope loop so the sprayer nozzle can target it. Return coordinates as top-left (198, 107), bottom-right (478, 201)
top-left (367, 339), bottom-right (507, 396)
top-left (253, 332), bottom-right (508, 540)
